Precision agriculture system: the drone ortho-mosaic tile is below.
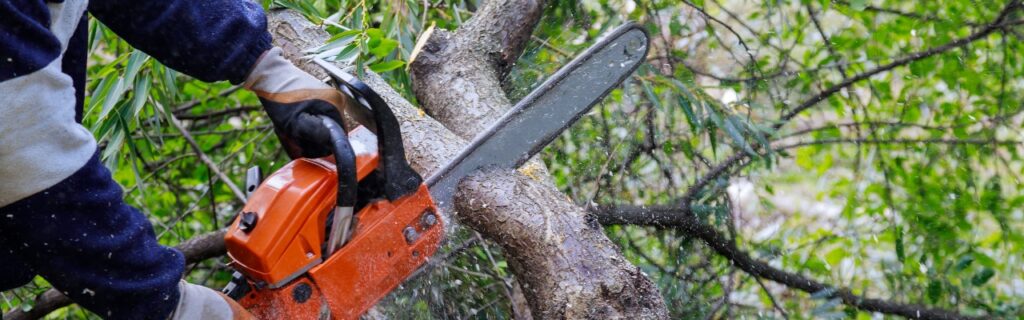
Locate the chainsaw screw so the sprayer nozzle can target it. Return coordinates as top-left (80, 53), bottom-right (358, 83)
top-left (420, 211), bottom-right (437, 228)
top-left (403, 227), bottom-right (419, 244)
top-left (293, 283), bottom-right (312, 303)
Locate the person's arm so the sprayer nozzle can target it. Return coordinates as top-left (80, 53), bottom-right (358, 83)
top-left (91, 0), bottom-right (354, 159)
top-left (1, 0), bottom-right (63, 82)
top-left (90, 0), bottom-right (359, 160)
top-left (87, 0), bottom-right (272, 84)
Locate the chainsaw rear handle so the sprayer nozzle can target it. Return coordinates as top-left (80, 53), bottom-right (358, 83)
top-left (322, 69), bottom-right (422, 201)
top-left (318, 115), bottom-right (357, 208)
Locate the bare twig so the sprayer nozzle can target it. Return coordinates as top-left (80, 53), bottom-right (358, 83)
top-left (775, 137), bottom-right (1023, 150)
top-left (174, 106), bottom-right (260, 121)
top-left (164, 111), bottom-right (247, 202)
top-left (753, 276), bottom-right (789, 319)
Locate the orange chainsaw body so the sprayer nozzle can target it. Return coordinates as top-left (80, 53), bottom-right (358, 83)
top-left (224, 126), bottom-right (444, 319)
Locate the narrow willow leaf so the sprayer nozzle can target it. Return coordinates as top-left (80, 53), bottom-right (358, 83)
top-left (895, 227), bottom-right (906, 263)
top-left (97, 77), bottom-right (126, 122)
top-left (123, 50), bottom-right (148, 82)
top-left (130, 74), bottom-right (151, 119)
top-left (86, 74), bottom-right (115, 121)
top-left (313, 29), bottom-right (361, 58)
top-left (725, 115), bottom-right (757, 156)
top-left (369, 60), bottom-right (406, 73)
top-left (333, 43), bottom-right (360, 63)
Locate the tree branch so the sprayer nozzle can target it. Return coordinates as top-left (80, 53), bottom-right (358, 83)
top-left (775, 137), bottom-right (1023, 150)
top-left (165, 112), bottom-right (247, 202)
top-left (590, 205), bottom-right (983, 320)
top-left (174, 106), bottom-right (260, 121)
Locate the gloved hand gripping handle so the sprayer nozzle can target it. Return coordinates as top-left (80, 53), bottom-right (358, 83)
top-left (314, 59), bottom-right (423, 201)
top-left (319, 115), bottom-right (358, 256)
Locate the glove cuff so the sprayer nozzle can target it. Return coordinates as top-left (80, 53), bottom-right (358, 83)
top-left (244, 47), bottom-right (330, 98)
top-left (168, 281), bottom-right (254, 320)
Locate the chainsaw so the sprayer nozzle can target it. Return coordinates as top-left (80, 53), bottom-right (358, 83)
top-left (221, 23), bottom-right (649, 319)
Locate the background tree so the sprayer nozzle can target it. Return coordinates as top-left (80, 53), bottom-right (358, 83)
top-left (3, 0), bottom-right (1023, 319)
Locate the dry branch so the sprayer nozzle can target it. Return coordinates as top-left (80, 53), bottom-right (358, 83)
top-left (593, 204), bottom-right (984, 320)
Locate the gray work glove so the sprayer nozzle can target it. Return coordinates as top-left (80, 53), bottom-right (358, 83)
top-left (168, 281), bottom-right (254, 320)
top-left (244, 47), bottom-right (350, 159)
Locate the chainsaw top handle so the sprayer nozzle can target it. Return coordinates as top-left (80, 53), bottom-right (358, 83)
top-left (317, 115), bottom-right (357, 208)
top-left (323, 69), bottom-right (423, 201)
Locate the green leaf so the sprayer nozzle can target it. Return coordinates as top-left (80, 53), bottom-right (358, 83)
top-left (724, 115), bottom-right (757, 156)
top-left (370, 38), bottom-right (399, 58)
top-left (369, 60), bottom-right (405, 73)
top-left (314, 29), bottom-right (362, 59)
top-left (970, 267), bottom-right (995, 286)
top-left (955, 254), bottom-right (975, 271)
top-left (825, 247), bottom-right (847, 265)
top-left (973, 252), bottom-right (997, 267)
top-left (327, 29), bottom-right (362, 43)
top-left (927, 280), bottom-right (942, 303)
top-left (672, 80), bottom-right (701, 132)
top-left (123, 51), bottom-right (148, 81)
top-left (676, 95), bottom-right (699, 133)
top-left (97, 76), bottom-right (126, 122)
top-left (365, 28), bottom-right (383, 48)
top-left (895, 227), bottom-right (906, 263)
top-left (130, 74), bottom-right (151, 119)
top-left (331, 43), bottom-right (360, 63)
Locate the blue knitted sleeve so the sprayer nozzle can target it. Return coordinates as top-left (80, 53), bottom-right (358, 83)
top-left (88, 0), bottom-right (273, 84)
top-left (0, 0), bottom-right (62, 82)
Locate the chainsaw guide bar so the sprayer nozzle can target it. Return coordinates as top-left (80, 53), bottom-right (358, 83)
top-left (426, 23), bottom-right (649, 210)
